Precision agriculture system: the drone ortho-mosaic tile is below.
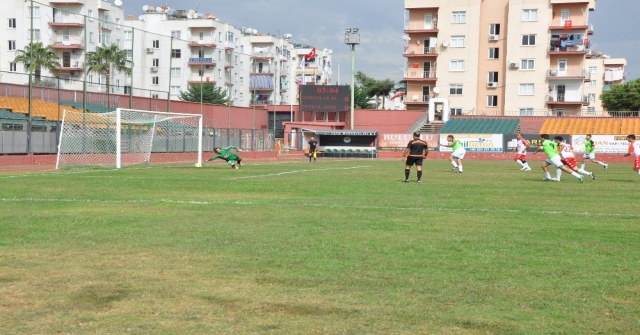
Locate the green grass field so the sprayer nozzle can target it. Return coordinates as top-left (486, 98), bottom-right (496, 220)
top-left (1, 159), bottom-right (639, 334)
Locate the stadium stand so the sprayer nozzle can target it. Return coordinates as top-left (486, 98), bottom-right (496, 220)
top-left (539, 118), bottom-right (639, 135)
top-left (439, 118), bottom-right (520, 134)
top-left (60, 101), bottom-right (113, 113)
top-left (0, 97), bottom-right (84, 121)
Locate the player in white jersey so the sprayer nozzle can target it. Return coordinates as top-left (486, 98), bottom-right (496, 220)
top-left (513, 133), bottom-right (531, 171)
top-left (623, 134), bottom-right (640, 176)
top-left (554, 136), bottom-right (595, 181)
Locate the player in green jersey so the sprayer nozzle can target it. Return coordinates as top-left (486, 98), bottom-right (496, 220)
top-left (207, 146), bottom-right (243, 169)
top-left (581, 134), bottom-right (608, 170)
top-left (440, 135), bottom-right (466, 173)
top-left (533, 134), bottom-right (583, 182)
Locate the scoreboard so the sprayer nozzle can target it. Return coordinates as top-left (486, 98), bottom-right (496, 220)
top-left (299, 85), bottom-right (351, 112)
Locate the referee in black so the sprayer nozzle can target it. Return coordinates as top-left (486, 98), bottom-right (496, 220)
top-left (401, 131), bottom-right (429, 183)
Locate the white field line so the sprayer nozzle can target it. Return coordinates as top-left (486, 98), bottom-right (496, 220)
top-left (1, 197), bottom-right (639, 218)
top-left (226, 166), bottom-right (371, 180)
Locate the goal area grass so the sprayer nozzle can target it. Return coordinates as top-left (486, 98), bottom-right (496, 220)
top-left (1, 159), bottom-right (638, 334)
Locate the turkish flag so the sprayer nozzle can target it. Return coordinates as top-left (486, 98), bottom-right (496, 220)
top-left (412, 63), bottom-right (419, 68)
top-left (304, 47), bottom-right (316, 59)
top-left (390, 92), bottom-right (405, 100)
top-left (564, 20), bottom-right (572, 29)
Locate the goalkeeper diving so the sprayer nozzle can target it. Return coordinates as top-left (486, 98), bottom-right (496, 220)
top-left (207, 146), bottom-right (243, 169)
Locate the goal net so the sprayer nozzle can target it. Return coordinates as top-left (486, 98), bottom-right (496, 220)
top-left (56, 108), bottom-right (203, 169)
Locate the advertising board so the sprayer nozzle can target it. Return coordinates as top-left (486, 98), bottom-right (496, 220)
top-left (439, 134), bottom-right (503, 152)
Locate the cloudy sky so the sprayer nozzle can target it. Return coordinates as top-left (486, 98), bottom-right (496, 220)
top-left (122, 0), bottom-right (638, 83)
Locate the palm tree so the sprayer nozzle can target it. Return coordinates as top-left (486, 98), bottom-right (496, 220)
top-left (85, 43), bottom-right (132, 110)
top-left (13, 42), bottom-right (61, 82)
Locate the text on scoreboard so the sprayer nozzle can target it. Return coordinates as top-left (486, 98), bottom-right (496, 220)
top-left (299, 85), bottom-right (351, 112)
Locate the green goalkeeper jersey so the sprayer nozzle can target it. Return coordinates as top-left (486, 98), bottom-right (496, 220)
top-left (208, 146), bottom-right (241, 162)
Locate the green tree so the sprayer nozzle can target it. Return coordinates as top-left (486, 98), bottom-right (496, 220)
top-left (354, 85), bottom-right (375, 109)
top-left (373, 78), bottom-right (396, 109)
top-left (12, 42), bottom-right (61, 83)
top-left (86, 43), bottom-right (132, 109)
top-left (355, 71), bottom-right (396, 109)
top-left (600, 78), bottom-right (640, 115)
top-left (179, 82), bottom-right (231, 105)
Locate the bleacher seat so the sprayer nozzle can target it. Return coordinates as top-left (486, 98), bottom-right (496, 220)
top-left (439, 118), bottom-right (520, 134)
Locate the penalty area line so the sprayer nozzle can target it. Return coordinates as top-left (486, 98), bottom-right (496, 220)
top-left (1, 197), bottom-right (639, 219)
top-left (226, 166), bottom-right (371, 180)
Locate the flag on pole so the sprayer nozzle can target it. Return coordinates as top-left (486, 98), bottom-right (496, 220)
top-left (390, 92), bottom-right (405, 100)
top-left (304, 47), bottom-right (317, 60)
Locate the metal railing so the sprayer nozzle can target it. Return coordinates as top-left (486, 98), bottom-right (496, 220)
top-left (404, 21), bottom-right (438, 31)
top-left (188, 57), bottom-right (214, 63)
top-left (547, 68), bottom-right (588, 78)
top-left (404, 46), bottom-right (438, 55)
top-left (405, 71), bottom-right (437, 79)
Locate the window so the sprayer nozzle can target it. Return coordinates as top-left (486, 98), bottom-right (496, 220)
top-left (490, 24), bottom-right (500, 36)
top-left (115, 18), bottom-right (120, 29)
top-left (28, 6), bottom-right (40, 18)
top-left (29, 29), bottom-right (40, 40)
top-left (9, 62), bottom-right (17, 72)
top-left (589, 80), bottom-right (597, 87)
top-left (124, 31), bottom-right (132, 40)
top-left (451, 36), bottom-right (465, 48)
top-left (239, 92), bottom-right (244, 101)
top-left (235, 55), bottom-right (238, 65)
top-left (586, 107), bottom-right (596, 113)
top-left (488, 48), bottom-right (500, 59)
top-left (88, 9), bottom-right (93, 21)
top-left (170, 86), bottom-right (180, 95)
top-left (115, 80), bottom-right (120, 89)
top-left (239, 76), bottom-right (244, 85)
top-left (8, 41), bottom-right (16, 51)
top-left (519, 108), bottom-right (534, 116)
top-left (171, 49), bottom-right (181, 58)
top-left (226, 31), bottom-right (234, 42)
top-left (102, 32), bottom-right (111, 45)
top-left (519, 83), bottom-right (534, 95)
top-left (452, 11), bottom-right (466, 23)
top-left (487, 95), bottom-right (498, 107)
top-left (522, 9), bottom-right (538, 21)
top-left (125, 49), bottom-right (132, 58)
top-left (8, 18), bottom-right (16, 28)
top-left (198, 69), bottom-right (205, 77)
top-left (449, 84), bottom-right (463, 95)
top-left (152, 77), bottom-right (159, 85)
top-left (218, 32), bottom-right (222, 42)
top-left (218, 50), bottom-right (222, 60)
top-left (589, 66), bottom-right (597, 74)
top-left (171, 67), bottom-right (181, 76)
top-left (450, 60), bottom-right (465, 71)
top-left (171, 30), bottom-right (181, 39)
top-left (588, 93), bottom-right (596, 101)
top-left (521, 34), bottom-right (536, 46)
top-left (152, 40), bottom-right (159, 49)
top-left (88, 75), bottom-right (93, 86)
top-left (450, 108), bottom-right (462, 116)
top-left (152, 58), bottom-right (159, 67)
top-left (218, 69), bottom-right (222, 79)
top-left (124, 86), bottom-right (131, 94)
top-left (488, 72), bottom-right (499, 83)
top-left (89, 32), bottom-right (94, 43)
top-left (151, 94), bottom-right (159, 99)
top-left (521, 59), bottom-right (535, 70)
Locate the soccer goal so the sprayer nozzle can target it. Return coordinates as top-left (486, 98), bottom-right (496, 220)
top-left (56, 108), bottom-right (203, 169)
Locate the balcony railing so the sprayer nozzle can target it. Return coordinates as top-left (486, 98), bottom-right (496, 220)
top-left (50, 36), bottom-right (84, 46)
top-left (250, 68), bottom-right (275, 74)
top-left (252, 51), bottom-right (275, 58)
top-left (403, 46), bottom-right (438, 56)
top-left (60, 61), bottom-right (84, 69)
top-left (550, 18), bottom-right (588, 28)
top-left (404, 21), bottom-right (438, 31)
top-left (407, 94), bottom-right (430, 102)
top-left (405, 71), bottom-right (437, 79)
top-left (49, 13), bottom-right (84, 26)
top-left (547, 94), bottom-right (589, 104)
top-left (188, 57), bottom-right (214, 63)
top-left (98, 21), bottom-right (114, 30)
top-left (547, 67), bottom-right (588, 78)
top-left (548, 45), bottom-right (588, 53)
top-left (250, 100), bottom-right (273, 105)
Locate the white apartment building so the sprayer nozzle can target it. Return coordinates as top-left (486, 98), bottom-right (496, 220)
top-left (403, 0), bottom-right (626, 117)
top-left (584, 56), bottom-right (627, 114)
top-left (0, 0), bottom-right (126, 93)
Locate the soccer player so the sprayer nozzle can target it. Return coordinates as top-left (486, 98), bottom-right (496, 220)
top-left (440, 135), bottom-right (465, 173)
top-left (581, 134), bottom-right (609, 170)
top-left (401, 131), bottom-right (429, 183)
top-left (553, 136), bottom-right (595, 181)
top-left (207, 146), bottom-right (243, 169)
top-left (308, 136), bottom-right (318, 162)
top-left (623, 134), bottom-right (640, 176)
top-left (533, 134), bottom-right (583, 182)
top-left (513, 133), bottom-right (532, 171)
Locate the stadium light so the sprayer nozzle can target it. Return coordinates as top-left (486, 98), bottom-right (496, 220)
top-left (344, 28), bottom-right (360, 130)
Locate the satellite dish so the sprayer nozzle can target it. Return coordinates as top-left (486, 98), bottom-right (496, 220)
top-left (138, 15), bottom-right (145, 21)
top-left (142, 5), bottom-right (149, 11)
top-left (402, 35), bottom-right (411, 41)
top-left (166, 9), bottom-right (175, 16)
top-left (433, 87), bottom-right (440, 94)
top-left (197, 13), bottom-right (204, 19)
top-left (114, 0), bottom-right (122, 6)
top-left (323, 48), bottom-right (328, 52)
top-left (442, 41), bottom-right (449, 47)
top-left (328, 49), bottom-right (333, 54)
top-left (147, 5), bottom-right (155, 11)
top-left (156, 7), bottom-right (163, 12)
top-left (187, 13), bottom-right (193, 19)
top-left (188, 9), bottom-right (195, 15)
top-left (252, 29), bottom-right (257, 35)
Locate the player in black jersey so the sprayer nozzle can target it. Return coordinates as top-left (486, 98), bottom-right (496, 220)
top-left (401, 132), bottom-right (429, 183)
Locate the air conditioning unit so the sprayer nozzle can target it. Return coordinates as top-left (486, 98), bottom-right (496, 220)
top-left (489, 35), bottom-right (499, 41)
top-left (487, 82), bottom-right (497, 88)
top-left (205, 65), bottom-right (213, 69)
top-left (146, 48), bottom-right (154, 53)
top-left (509, 63), bottom-right (519, 69)
top-left (150, 66), bottom-right (158, 72)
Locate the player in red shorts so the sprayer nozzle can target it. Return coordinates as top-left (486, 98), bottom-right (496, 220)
top-left (623, 134), bottom-right (640, 176)
top-left (513, 133), bottom-right (531, 171)
top-left (554, 136), bottom-right (595, 181)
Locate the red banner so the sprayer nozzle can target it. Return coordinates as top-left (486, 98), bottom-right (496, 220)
top-left (564, 20), bottom-right (572, 29)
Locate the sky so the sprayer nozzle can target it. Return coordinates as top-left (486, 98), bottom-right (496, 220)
top-left (121, 0), bottom-right (639, 84)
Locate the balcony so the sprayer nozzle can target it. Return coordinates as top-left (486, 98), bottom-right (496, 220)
top-left (188, 41), bottom-right (216, 48)
top-left (50, 0), bottom-right (84, 4)
top-left (588, 23), bottom-right (594, 35)
top-left (406, 94), bottom-right (430, 105)
top-left (404, 70), bottom-right (437, 81)
top-left (403, 21), bottom-right (438, 33)
top-left (48, 14), bottom-right (84, 27)
top-left (187, 79), bottom-right (215, 85)
top-left (403, 46), bottom-right (438, 57)
top-left (98, 21), bottom-right (114, 31)
top-left (549, 18), bottom-right (589, 30)
top-left (547, 94), bottom-right (589, 105)
top-left (547, 67), bottom-right (588, 80)
top-left (49, 36), bottom-right (85, 49)
top-left (548, 45), bottom-right (588, 55)
top-left (187, 58), bottom-right (215, 66)
top-left (251, 51), bottom-right (275, 59)
top-left (250, 99), bottom-right (273, 105)
top-left (57, 61), bottom-right (84, 72)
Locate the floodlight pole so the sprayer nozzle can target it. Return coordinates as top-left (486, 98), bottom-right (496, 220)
top-left (27, 0), bottom-right (34, 155)
top-left (344, 28), bottom-right (360, 130)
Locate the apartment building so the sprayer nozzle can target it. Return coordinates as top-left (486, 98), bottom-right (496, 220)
top-left (1, 0), bottom-right (126, 93)
top-left (403, 0), bottom-right (619, 116)
top-left (584, 56), bottom-right (627, 113)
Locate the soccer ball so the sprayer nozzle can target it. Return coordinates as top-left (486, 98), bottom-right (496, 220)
top-left (195, 163), bottom-right (202, 168)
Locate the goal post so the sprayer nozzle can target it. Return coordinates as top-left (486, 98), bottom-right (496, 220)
top-left (56, 108), bottom-right (203, 169)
